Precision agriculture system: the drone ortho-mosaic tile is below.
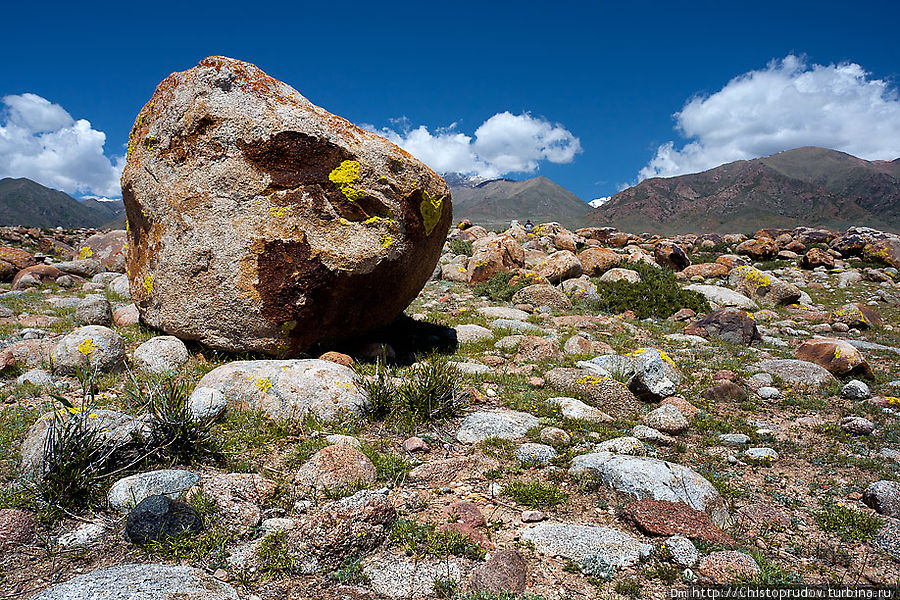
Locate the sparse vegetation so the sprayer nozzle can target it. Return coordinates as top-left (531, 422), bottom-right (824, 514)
top-left (815, 502), bottom-right (883, 541)
top-left (389, 518), bottom-right (487, 560)
top-left (472, 272), bottom-right (529, 302)
top-left (502, 480), bottom-right (568, 509)
top-left (588, 262), bottom-right (711, 318)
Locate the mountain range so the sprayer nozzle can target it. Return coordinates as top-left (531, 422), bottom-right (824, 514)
top-left (0, 178), bottom-right (125, 228)
top-left (589, 147), bottom-right (900, 234)
top-left (447, 174), bottom-right (593, 229)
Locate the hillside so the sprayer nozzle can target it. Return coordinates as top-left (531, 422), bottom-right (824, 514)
top-left (449, 175), bottom-right (592, 229)
top-left (590, 147), bottom-right (900, 234)
top-left (0, 178), bottom-right (125, 228)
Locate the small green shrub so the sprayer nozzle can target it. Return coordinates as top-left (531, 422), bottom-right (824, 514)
top-left (815, 503), bottom-right (882, 541)
top-left (434, 576), bottom-right (458, 598)
top-left (614, 578), bottom-right (643, 598)
top-left (360, 444), bottom-right (412, 484)
top-left (389, 518), bottom-right (486, 560)
top-left (477, 437), bottom-right (517, 460)
top-left (127, 377), bottom-right (219, 465)
top-left (502, 480), bottom-right (568, 509)
top-left (588, 262), bottom-right (710, 319)
top-left (329, 557), bottom-right (370, 585)
top-left (472, 272), bottom-right (528, 302)
top-left (357, 357), bottom-right (464, 433)
top-left (257, 530), bottom-right (297, 575)
top-left (448, 239), bottom-right (473, 256)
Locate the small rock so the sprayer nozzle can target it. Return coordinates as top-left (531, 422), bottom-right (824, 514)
top-left (402, 436), bottom-right (430, 453)
top-left (515, 442), bottom-right (557, 465)
top-left (469, 549), bottom-right (527, 594)
top-left (719, 433), bottom-right (750, 447)
top-left (841, 379), bottom-right (871, 400)
top-left (643, 404), bottom-right (689, 434)
top-left (696, 550), bottom-right (760, 583)
top-left (188, 386), bottom-right (227, 421)
top-left (74, 295), bottom-right (113, 326)
top-left (841, 416), bottom-right (875, 435)
top-left (863, 481), bottom-right (900, 518)
top-left (16, 368), bottom-right (52, 387)
top-left (444, 501), bottom-right (486, 527)
top-left (456, 410), bottom-right (539, 443)
top-left (539, 426), bottom-right (570, 446)
top-left (0, 508), bottom-right (36, 548)
top-left (112, 303), bottom-right (140, 326)
top-left (125, 495), bottom-right (203, 544)
top-left (757, 386), bottom-right (780, 399)
top-left (521, 510), bottom-right (545, 522)
top-left (133, 335), bottom-right (190, 376)
top-left (744, 447), bottom-right (779, 462)
top-left (455, 324), bottom-right (494, 344)
top-left (664, 535), bottom-right (699, 568)
top-left (294, 445), bottom-right (376, 492)
top-left (108, 469), bottom-right (199, 512)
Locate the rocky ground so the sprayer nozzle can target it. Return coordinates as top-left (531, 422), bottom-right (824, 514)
top-left (1, 222), bottom-right (899, 600)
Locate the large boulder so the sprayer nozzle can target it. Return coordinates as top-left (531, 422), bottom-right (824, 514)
top-left (728, 266), bottom-right (801, 306)
top-left (686, 308), bottom-right (762, 346)
top-left (74, 230), bottom-right (127, 272)
top-left (121, 56), bottom-right (451, 355)
top-left (193, 359), bottom-right (366, 420)
top-left (794, 338), bottom-right (873, 378)
top-left (569, 452), bottom-right (729, 527)
top-left (654, 241), bottom-right (690, 271)
top-left (578, 247), bottom-right (623, 275)
top-left (466, 234), bottom-right (525, 284)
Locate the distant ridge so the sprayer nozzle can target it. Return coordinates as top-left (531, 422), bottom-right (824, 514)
top-left (0, 178), bottom-right (125, 228)
top-left (590, 147), bottom-right (900, 234)
top-left (449, 174), bottom-right (592, 229)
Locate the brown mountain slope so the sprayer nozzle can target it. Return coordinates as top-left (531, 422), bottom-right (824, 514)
top-left (451, 175), bottom-right (592, 230)
top-left (591, 147), bottom-right (898, 234)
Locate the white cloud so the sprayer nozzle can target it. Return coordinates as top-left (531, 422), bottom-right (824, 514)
top-left (0, 93), bottom-right (124, 197)
top-left (374, 112), bottom-right (581, 178)
top-left (637, 55), bottom-right (900, 182)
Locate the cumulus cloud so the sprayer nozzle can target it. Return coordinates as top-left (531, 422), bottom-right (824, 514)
top-left (637, 55), bottom-right (900, 182)
top-left (374, 112), bottom-right (582, 178)
top-left (0, 93), bottom-right (124, 197)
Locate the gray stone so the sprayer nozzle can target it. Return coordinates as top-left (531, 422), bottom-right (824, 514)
top-left (107, 274), bottom-right (131, 298)
top-left (92, 272), bottom-right (121, 285)
top-left (569, 452), bottom-right (729, 526)
top-left (685, 284), bottom-right (758, 310)
top-left (56, 521), bottom-right (109, 549)
top-left (595, 436), bottom-right (646, 456)
top-left (521, 523), bottom-right (652, 567)
top-left (29, 564), bottom-right (238, 600)
top-left (456, 324), bottom-right (493, 343)
top-left (75, 295), bottom-right (114, 326)
top-left (841, 379), bottom-right (871, 400)
top-left (863, 481), bottom-right (900, 518)
top-left (133, 336), bottom-right (190, 375)
top-left (364, 553), bottom-right (462, 599)
top-left (632, 424), bottom-right (676, 445)
top-left (643, 404), bottom-right (688, 434)
top-left (664, 535), bottom-right (699, 568)
top-left (477, 306), bottom-right (530, 320)
top-left (757, 386), bottom-right (780, 399)
top-left (16, 368), bottom-right (52, 387)
top-left (490, 318), bottom-right (544, 333)
top-left (718, 434), bottom-right (750, 447)
top-left (195, 359), bottom-right (365, 420)
top-left (744, 447), bottom-right (778, 461)
top-left (20, 409), bottom-right (156, 479)
top-left (754, 359), bottom-right (836, 387)
top-left (108, 469), bottom-right (200, 512)
top-left (841, 416), bottom-right (875, 435)
top-left (456, 410), bottom-right (539, 443)
top-left (51, 325), bottom-right (125, 374)
top-left (547, 396), bottom-right (612, 423)
top-left (187, 386), bottom-right (227, 421)
top-left (55, 259), bottom-right (103, 278)
top-left (516, 443), bottom-right (557, 465)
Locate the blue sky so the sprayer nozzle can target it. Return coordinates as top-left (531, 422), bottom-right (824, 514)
top-left (1, 0), bottom-right (899, 201)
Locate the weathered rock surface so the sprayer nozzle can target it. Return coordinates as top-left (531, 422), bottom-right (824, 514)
top-left (521, 523), bottom-right (651, 567)
top-left (754, 359), bottom-right (837, 387)
top-left (125, 495), bottom-right (203, 544)
top-left (456, 410), bottom-right (540, 443)
top-left (30, 564), bottom-right (239, 600)
top-left (294, 445), bottom-right (376, 491)
top-left (108, 469), bottom-right (199, 512)
top-left (121, 56), bottom-right (451, 354)
top-left (569, 452), bottom-right (729, 527)
top-left (795, 338), bottom-right (873, 378)
top-left (133, 335), bottom-right (190, 375)
top-left (194, 359), bottom-right (366, 420)
top-left (729, 266), bottom-right (801, 306)
top-left (75, 230), bottom-right (127, 272)
top-left (685, 285), bottom-right (757, 310)
top-left (51, 325), bottom-right (125, 374)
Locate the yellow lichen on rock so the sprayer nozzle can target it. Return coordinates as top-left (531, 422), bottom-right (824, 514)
top-left (77, 246), bottom-right (93, 260)
top-left (143, 274), bottom-right (154, 295)
top-left (419, 190), bottom-right (444, 236)
top-left (328, 160), bottom-right (367, 201)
